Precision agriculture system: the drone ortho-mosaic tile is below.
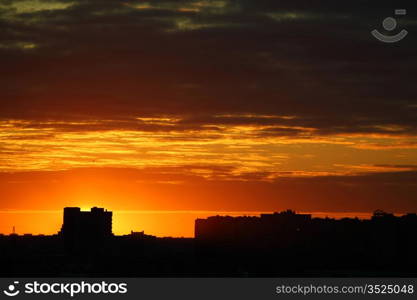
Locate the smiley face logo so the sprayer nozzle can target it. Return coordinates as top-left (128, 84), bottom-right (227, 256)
top-left (372, 9), bottom-right (408, 43)
top-left (3, 282), bottom-right (20, 297)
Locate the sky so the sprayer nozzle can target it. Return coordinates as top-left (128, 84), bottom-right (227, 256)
top-left (0, 0), bottom-right (416, 236)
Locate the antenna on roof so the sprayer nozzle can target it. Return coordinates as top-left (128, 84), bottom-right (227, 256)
top-left (12, 226), bottom-right (15, 234)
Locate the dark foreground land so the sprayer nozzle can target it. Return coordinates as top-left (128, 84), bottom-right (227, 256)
top-left (0, 210), bottom-right (416, 277)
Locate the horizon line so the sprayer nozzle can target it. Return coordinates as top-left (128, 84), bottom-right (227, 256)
top-left (0, 209), bottom-right (404, 216)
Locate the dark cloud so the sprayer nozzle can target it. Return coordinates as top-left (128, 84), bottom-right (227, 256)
top-left (0, 0), bottom-right (416, 136)
top-left (2, 113), bottom-right (415, 138)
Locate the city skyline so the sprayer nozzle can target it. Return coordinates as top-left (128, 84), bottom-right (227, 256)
top-left (1, 206), bottom-right (416, 277)
top-left (0, 206), bottom-right (413, 237)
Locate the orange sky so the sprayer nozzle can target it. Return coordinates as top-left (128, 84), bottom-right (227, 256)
top-left (0, 116), bottom-right (416, 236)
top-left (0, 0), bottom-right (416, 237)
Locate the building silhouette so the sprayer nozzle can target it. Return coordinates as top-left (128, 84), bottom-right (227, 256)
top-left (195, 210), bottom-right (311, 241)
top-left (59, 207), bottom-right (113, 251)
top-left (194, 209), bottom-right (417, 276)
